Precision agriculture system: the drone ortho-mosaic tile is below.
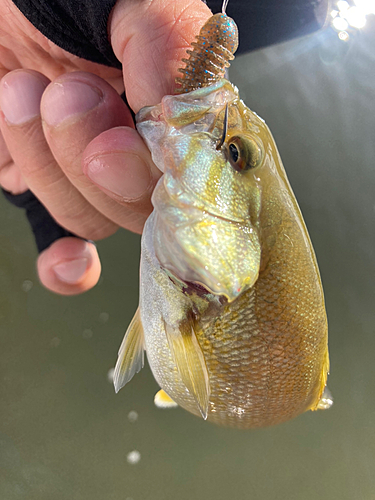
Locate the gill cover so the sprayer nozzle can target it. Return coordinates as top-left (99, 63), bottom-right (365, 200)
top-left (136, 80), bottom-right (262, 301)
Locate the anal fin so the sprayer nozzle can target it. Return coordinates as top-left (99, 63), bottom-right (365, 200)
top-left (154, 389), bottom-right (178, 409)
top-left (113, 308), bottom-right (144, 393)
top-left (165, 318), bottom-right (210, 419)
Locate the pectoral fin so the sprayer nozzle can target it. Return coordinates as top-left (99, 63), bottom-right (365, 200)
top-left (165, 318), bottom-right (210, 419)
top-left (154, 389), bottom-right (178, 409)
top-left (113, 308), bottom-right (144, 393)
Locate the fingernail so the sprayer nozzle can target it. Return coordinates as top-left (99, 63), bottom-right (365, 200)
top-left (85, 153), bottom-right (152, 200)
top-left (0, 71), bottom-right (47, 125)
top-left (42, 80), bottom-right (102, 126)
top-left (53, 257), bottom-right (89, 284)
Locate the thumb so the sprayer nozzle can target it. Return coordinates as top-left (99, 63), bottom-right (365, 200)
top-left (109, 0), bottom-right (211, 112)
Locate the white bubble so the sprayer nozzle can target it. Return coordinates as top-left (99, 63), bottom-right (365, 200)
top-left (99, 312), bottom-right (109, 324)
top-left (82, 329), bottom-right (93, 339)
top-left (126, 450), bottom-right (141, 465)
top-left (128, 411), bottom-right (138, 423)
top-left (107, 368), bottom-right (115, 382)
top-left (50, 337), bottom-right (61, 348)
top-left (21, 280), bottom-right (33, 292)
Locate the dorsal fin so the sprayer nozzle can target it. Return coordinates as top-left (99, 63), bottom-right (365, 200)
top-left (113, 308), bottom-right (144, 393)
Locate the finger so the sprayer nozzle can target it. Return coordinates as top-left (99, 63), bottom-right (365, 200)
top-left (41, 72), bottom-right (156, 232)
top-left (0, 129), bottom-right (28, 194)
top-left (82, 126), bottom-right (162, 212)
top-left (0, 69), bottom-right (118, 240)
top-left (0, 70), bottom-right (29, 195)
top-left (0, 161), bottom-right (28, 195)
top-left (110, 0), bottom-right (212, 111)
top-left (37, 238), bottom-right (101, 295)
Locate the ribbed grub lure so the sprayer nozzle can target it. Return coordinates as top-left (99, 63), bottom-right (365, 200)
top-left (113, 2), bottom-right (333, 428)
top-left (175, 1), bottom-right (238, 93)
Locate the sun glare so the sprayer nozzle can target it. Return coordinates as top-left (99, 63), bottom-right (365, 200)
top-left (330, 0), bottom-right (374, 40)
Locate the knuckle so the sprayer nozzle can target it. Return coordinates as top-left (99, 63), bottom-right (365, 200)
top-left (53, 206), bottom-right (118, 241)
top-left (7, 121), bottom-right (51, 177)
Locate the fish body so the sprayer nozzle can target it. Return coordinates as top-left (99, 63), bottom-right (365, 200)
top-left (114, 79), bottom-right (331, 428)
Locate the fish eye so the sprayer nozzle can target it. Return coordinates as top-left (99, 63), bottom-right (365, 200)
top-left (226, 135), bottom-right (262, 172)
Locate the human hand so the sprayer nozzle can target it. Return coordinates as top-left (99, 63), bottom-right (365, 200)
top-left (0, 0), bottom-right (211, 294)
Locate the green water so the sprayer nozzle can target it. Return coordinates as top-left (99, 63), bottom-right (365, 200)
top-left (1, 20), bottom-right (375, 500)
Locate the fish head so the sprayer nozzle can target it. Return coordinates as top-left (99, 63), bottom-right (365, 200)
top-left (136, 80), bottom-right (269, 301)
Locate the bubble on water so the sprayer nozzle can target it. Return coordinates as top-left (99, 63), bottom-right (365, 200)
top-left (126, 450), bottom-right (141, 465)
top-left (82, 329), bottom-right (93, 339)
top-left (21, 280), bottom-right (33, 292)
top-left (99, 312), bottom-right (109, 324)
top-left (128, 411), bottom-right (138, 423)
top-left (50, 337), bottom-right (61, 348)
top-left (107, 368), bottom-right (115, 382)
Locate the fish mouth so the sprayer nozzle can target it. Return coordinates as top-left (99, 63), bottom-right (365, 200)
top-left (164, 255), bottom-right (253, 303)
top-left (165, 269), bottom-right (226, 303)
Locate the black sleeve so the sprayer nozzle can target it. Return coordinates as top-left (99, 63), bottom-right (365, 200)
top-left (12, 0), bottom-right (121, 68)
top-left (11, 0), bottom-right (329, 68)
top-left (2, 189), bottom-right (77, 253)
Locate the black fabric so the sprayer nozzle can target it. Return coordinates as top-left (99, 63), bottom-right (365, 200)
top-left (12, 0), bottom-right (121, 68)
top-left (11, 0), bottom-right (329, 68)
top-left (2, 189), bottom-right (77, 253)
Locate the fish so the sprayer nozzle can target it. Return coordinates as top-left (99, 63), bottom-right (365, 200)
top-left (113, 6), bottom-right (332, 428)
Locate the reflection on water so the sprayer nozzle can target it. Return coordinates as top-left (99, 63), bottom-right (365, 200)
top-left (1, 19), bottom-right (375, 500)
